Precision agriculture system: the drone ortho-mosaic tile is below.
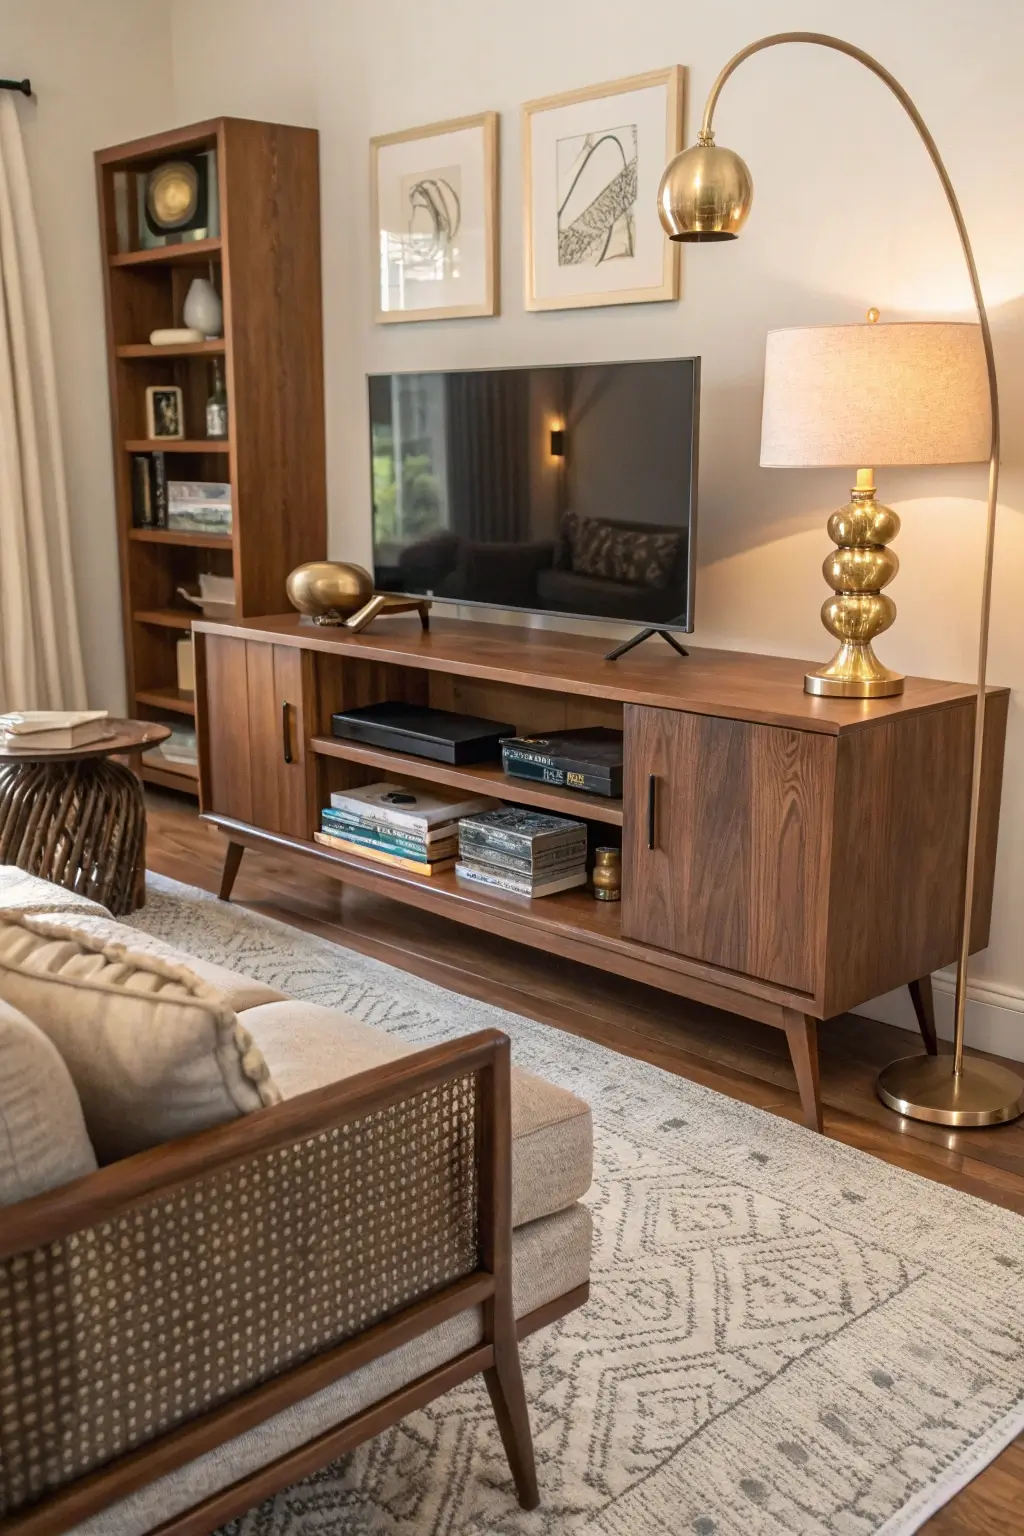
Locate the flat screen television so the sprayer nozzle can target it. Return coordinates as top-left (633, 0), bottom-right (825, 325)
top-left (367, 357), bottom-right (700, 632)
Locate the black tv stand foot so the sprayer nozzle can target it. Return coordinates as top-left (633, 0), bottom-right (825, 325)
top-left (604, 628), bottom-right (690, 662)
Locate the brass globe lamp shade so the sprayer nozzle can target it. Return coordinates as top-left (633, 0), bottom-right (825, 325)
top-left (660, 31), bottom-right (1022, 1130)
top-left (657, 136), bottom-right (753, 241)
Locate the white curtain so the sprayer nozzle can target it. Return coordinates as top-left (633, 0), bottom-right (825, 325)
top-left (0, 93), bottom-right (86, 711)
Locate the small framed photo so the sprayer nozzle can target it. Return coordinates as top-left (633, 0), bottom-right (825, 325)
top-left (523, 67), bottom-right (684, 312)
top-left (145, 385), bottom-right (185, 440)
top-left (371, 111), bottom-right (499, 323)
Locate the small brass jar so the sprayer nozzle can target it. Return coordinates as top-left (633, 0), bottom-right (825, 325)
top-left (592, 846), bottom-right (622, 902)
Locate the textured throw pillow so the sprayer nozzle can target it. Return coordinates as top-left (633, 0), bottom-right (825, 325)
top-left (571, 517), bottom-right (681, 589)
top-left (554, 508), bottom-right (580, 570)
top-left (0, 998), bottom-right (98, 1205)
top-left (0, 912), bottom-right (280, 1163)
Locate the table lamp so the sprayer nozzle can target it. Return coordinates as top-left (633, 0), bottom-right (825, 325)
top-left (760, 316), bottom-right (989, 697)
top-left (655, 30), bottom-right (1024, 1128)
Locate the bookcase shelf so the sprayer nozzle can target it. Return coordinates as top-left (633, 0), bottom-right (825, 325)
top-left (135, 686), bottom-right (196, 717)
top-left (310, 734), bottom-right (624, 826)
top-left (97, 117), bottom-right (327, 796)
top-left (133, 608), bottom-right (211, 629)
top-left (117, 340), bottom-right (226, 360)
top-left (128, 529), bottom-right (232, 549)
top-left (124, 439), bottom-right (231, 454)
top-left (109, 237), bottom-right (223, 270)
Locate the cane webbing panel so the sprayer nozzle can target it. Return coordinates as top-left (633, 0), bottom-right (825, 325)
top-left (0, 1072), bottom-right (480, 1516)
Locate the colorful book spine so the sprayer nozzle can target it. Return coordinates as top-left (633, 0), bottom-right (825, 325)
top-left (315, 830), bottom-right (455, 875)
top-left (151, 451), bottom-right (168, 528)
top-left (131, 455), bottom-right (156, 528)
top-left (319, 814), bottom-right (456, 860)
top-left (501, 756), bottom-right (619, 797)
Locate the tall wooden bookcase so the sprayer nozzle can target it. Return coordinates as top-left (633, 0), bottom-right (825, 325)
top-left (95, 117), bottom-right (327, 795)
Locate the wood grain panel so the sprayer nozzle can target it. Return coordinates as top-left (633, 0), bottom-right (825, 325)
top-left (823, 693), bottom-right (1009, 1016)
top-left (200, 636), bottom-right (252, 823)
top-left (222, 119), bottom-right (326, 615)
top-left (196, 615), bottom-right (1007, 737)
top-left (622, 706), bottom-right (832, 993)
top-left (244, 642), bottom-right (313, 839)
top-left (427, 675), bottom-right (622, 736)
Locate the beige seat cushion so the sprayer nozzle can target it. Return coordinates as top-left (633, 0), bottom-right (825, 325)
top-left (0, 912), bottom-right (280, 1163)
top-left (0, 998), bottom-right (98, 1204)
top-left (244, 998), bottom-right (593, 1227)
top-left (69, 1200), bottom-right (592, 1536)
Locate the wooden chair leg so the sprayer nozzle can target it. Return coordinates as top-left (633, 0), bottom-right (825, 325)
top-left (908, 975), bottom-right (939, 1055)
top-left (782, 1010), bottom-right (823, 1133)
top-left (483, 1296), bottom-right (539, 1510)
top-left (218, 841), bottom-right (244, 902)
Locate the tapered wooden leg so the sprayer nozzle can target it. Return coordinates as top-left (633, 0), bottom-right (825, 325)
top-left (908, 975), bottom-right (939, 1055)
top-left (218, 841), bottom-right (244, 902)
top-left (484, 1300), bottom-right (539, 1510)
top-left (782, 1010), bottom-right (823, 1133)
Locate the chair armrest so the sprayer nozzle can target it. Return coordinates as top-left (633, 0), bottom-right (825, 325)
top-left (0, 1029), bottom-right (512, 1534)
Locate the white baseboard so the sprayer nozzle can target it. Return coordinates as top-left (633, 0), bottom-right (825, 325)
top-left (853, 971), bottom-right (1024, 1061)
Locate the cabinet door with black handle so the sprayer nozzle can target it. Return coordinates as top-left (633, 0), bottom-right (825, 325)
top-left (199, 635), bottom-right (312, 840)
top-left (620, 704), bottom-right (832, 994)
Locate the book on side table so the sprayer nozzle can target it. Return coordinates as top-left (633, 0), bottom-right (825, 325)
top-left (0, 711), bottom-right (111, 749)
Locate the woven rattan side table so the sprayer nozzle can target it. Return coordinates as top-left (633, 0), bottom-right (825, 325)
top-left (0, 719), bottom-right (171, 914)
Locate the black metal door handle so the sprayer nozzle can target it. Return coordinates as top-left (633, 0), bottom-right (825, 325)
top-left (647, 773), bottom-right (657, 850)
top-left (282, 702), bottom-right (293, 765)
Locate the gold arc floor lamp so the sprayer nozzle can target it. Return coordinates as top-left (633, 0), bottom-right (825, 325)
top-left (657, 31), bottom-right (1024, 1128)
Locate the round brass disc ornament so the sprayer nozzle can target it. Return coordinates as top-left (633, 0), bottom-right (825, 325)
top-left (286, 561), bottom-right (375, 624)
top-left (147, 161), bottom-right (200, 230)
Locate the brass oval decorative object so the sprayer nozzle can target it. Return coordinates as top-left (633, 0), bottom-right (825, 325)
top-left (592, 847), bottom-right (622, 902)
top-left (286, 562), bottom-right (375, 624)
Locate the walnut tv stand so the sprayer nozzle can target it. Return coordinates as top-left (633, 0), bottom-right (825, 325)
top-left (193, 616), bottom-right (1008, 1133)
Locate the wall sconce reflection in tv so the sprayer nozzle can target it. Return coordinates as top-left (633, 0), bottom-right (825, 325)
top-left (549, 428), bottom-right (565, 458)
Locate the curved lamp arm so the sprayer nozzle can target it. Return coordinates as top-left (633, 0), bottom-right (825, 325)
top-left (699, 32), bottom-right (998, 1076)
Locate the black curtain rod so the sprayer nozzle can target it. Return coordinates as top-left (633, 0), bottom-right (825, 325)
top-left (0, 79), bottom-right (32, 97)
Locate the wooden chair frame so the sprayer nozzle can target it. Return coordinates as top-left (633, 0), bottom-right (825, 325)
top-left (0, 1029), bottom-right (586, 1536)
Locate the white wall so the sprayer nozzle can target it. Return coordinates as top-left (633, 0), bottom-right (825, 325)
top-left (0, 0), bottom-right (174, 712)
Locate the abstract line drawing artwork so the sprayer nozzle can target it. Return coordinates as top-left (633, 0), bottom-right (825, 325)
top-left (399, 165), bottom-right (462, 278)
top-left (372, 112), bottom-right (497, 323)
top-left (403, 168), bottom-right (461, 256)
top-left (556, 124), bottom-right (637, 267)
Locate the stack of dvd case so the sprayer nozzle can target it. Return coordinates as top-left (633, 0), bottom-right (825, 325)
top-left (456, 807), bottom-right (588, 898)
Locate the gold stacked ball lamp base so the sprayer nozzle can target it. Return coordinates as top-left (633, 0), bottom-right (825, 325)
top-left (805, 467), bottom-right (905, 698)
top-left (877, 1053), bottom-right (1024, 1128)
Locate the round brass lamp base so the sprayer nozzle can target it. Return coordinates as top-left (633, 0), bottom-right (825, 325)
top-left (805, 672), bottom-right (904, 698)
top-left (877, 1053), bottom-right (1024, 1127)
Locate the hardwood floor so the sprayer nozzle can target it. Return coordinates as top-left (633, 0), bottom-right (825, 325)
top-left (145, 791), bottom-right (1024, 1535)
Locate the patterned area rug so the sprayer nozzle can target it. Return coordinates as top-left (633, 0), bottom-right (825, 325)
top-left (126, 875), bottom-right (1024, 1536)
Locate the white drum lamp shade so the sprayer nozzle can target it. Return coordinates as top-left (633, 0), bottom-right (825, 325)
top-left (760, 321), bottom-right (989, 468)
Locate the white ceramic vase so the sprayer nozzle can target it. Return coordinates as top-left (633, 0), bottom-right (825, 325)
top-left (182, 277), bottom-right (223, 338)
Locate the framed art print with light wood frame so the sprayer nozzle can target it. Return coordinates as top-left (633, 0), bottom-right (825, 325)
top-left (523, 67), bottom-right (684, 312)
top-left (372, 111), bottom-right (499, 323)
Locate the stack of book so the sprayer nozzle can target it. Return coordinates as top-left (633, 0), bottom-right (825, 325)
top-left (0, 711), bottom-right (111, 750)
top-left (315, 782), bottom-right (497, 876)
top-left (167, 481), bottom-right (232, 536)
top-left (131, 451), bottom-right (168, 528)
top-left (456, 808), bottom-right (588, 898)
